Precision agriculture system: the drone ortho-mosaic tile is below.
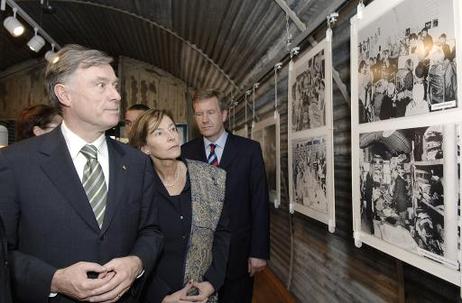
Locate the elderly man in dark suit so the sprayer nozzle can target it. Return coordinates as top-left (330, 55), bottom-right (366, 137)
top-left (0, 44), bottom-right (162, 303)
top-left (182, 89), bottom-right (270, 303)
top-left (0, 215), bottom-right (12, 303)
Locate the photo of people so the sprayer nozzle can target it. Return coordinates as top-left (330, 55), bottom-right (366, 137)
top-left (253, 120), bottom-right (279, 204)
top-left (290, 48), bottom-right (326, 131)
top-left (357, 0), bottom-right (457, 123)
top-left (292, 136), bottom-right (327, 214)
top-left (358, 125), bottom-right (457, 256)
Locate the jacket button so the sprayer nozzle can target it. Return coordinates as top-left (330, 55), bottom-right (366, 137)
top-left (182, 235), bottom-right (186, 239)
top-left (180, 215), bottom-right (184, 220)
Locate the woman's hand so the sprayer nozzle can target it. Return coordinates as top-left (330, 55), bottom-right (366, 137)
top-left (182, 281), bottom-right (215, 303)
top-left (161, 282), bottom-right (194, 303)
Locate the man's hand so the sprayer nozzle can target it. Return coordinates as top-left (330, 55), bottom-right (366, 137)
top-left (85, 256), bottom-right (143, 303)
top-left (50, 261), bottom-right (112, 301)
top-left (248, 257), bottom-right (266, 277)
top-left (182, 281), bottom-right (215, 303)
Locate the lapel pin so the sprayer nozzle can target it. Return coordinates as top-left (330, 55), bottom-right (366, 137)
top-left (122, 165), bottom-right (127, 170)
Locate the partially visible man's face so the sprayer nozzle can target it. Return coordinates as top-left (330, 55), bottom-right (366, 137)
top-left (63, 64), bottom-right (120, 133)
top-left (125, 109), bottom-right (145, 137)
top-left (193, 96), bottom-right (227, 142)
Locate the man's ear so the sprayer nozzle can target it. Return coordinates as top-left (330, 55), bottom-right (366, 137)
top-left (140, 145), bottom-right (150, 155)
top-left (32, 126), bottom-right (46, 137)
top-left (221, 109), bottom-right (228, 123)
top-left (54, 84), bottom-right (71, 107)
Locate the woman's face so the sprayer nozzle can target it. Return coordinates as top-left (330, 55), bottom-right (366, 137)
top-left (141, 115), bottom-right (181, 160)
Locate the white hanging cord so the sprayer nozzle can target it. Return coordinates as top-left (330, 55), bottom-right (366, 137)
top-left (274, 63), bottom-right (282, 120)
top-left (244, 91), bottom-right (251, 127)
top-left (285, 13), bottom-right (293, 51)
top-left (357, 0), bottom-right (365, 20)
top-left (230, 99), bottom-right (234, 130)
top-left (228, 104), bottom-right (233, 130)
top-left (233, 101), bottom-right (238, 130)
top-left (252, 83), bottom-right (259, 128)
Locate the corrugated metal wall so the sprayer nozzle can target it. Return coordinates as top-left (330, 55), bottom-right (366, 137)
top-left (230, 3), bottom-right (460, 303)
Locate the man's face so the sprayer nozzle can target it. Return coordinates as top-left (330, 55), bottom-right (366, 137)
top-left (62, 64), bottom-right (120, 133)
top-left (125, 109), bottom-right (145, 137)
top-left (193, 97), bottom-right (227, 142)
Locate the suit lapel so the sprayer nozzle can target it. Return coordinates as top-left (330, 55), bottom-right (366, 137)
top-left (40, 129), bottom-right (100, 233)
top-left (196, 139), bottom-right (207, 162)
top-left (101, 139), bottom-right (127, 234)
top-left (218, 133), bottom-right (238, 170)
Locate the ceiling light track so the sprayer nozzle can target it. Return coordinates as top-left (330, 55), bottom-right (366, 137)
top-left (1, 0), bottom-right (60, 61)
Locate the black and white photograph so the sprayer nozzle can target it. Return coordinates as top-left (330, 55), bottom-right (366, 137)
top-left (292, 136), bottom-right (328, 215)
top-left (359, 126), bottom-right (445, 256)
top-left (288, 37), bottom-right (335, 231)
top-left (289, 47), bottom-right (326, 131)
top-left (252, 115), bottom-right (281, 206)
top-left (357, 0), bottom-right (458, 123)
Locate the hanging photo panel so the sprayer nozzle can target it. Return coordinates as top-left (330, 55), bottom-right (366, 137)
top-left (252, 113), bottom-right (281, 208)
top-left (288, 37), bottom-right (335, 232)
top-left (354, 0), bottom-right (461, 125)
top-left (289, 134), bottom-right (334, 227)
top-left (351, 0), bottom-right (462, 285)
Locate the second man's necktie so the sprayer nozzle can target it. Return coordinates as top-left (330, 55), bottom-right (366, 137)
top-left (208, 143), bottom-right (219, 167)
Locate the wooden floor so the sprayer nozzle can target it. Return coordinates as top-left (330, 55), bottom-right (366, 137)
top-left (252, 268), bottom-right (295, 303)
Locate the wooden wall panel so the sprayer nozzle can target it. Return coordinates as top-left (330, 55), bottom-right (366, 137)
top-left (0, 57), bottom-right (189, 132)
top-left (0, 61), bottom-right (49, 120)
top-left (120, 56), bottom-right (188, 123)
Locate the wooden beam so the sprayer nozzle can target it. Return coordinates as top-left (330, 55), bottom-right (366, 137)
top-left (273, 0), bottom-right (306, 32)
top-left (241, 0), bottom-right (347, 96)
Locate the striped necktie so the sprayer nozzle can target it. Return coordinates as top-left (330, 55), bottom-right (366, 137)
top-left (207, 143), bottom-right (219, 167)
top-left (81, 144), bottom-right (107, 228)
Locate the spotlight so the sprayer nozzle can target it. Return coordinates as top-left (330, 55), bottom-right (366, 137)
top-left (3, 7), bottom-right (24, 37)
top-left (45, 44), bottom-right (59, 63)
top-left (27, 27), bottom-right (45, 52)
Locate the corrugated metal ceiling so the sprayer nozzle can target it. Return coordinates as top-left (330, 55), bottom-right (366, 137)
top-left (0, 0), bottom-right (345, 95)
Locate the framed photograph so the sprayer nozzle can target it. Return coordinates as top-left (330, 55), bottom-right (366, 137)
top-left (233, 124), bottom-right (249, 138)
top-left (251, 113), bottom-right (281, 208)
top-left (289, 134), bottom-right (334, 226)
top-left (351, 0), bottom-right (462, 285)
top-left (288, 37), bottom-right (336, 232)
top-left (176, 123), bottom-right (188, 145)
top-left (354, 0), bottom-right (460, 124)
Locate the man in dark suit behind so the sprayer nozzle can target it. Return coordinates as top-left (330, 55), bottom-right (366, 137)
top-left (0, 214), bottom-right (12, 303)
top-left (0, 44), bottom-right (163, 303)
top-left (182, 89), bottom-right (270, 303)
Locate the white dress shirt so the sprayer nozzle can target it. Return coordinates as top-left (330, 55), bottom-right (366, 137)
top-left (61, 122), bottom-right (110, 187)
top-left (203, 130), bottom-right (228, 163)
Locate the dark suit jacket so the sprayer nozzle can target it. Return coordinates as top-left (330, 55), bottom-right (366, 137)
top-left (182, 133), bottom-right (270, 279)
top-left (0, 215), bottom-right (12, 303)
top-left (0, 127), bottom-right (163, 303)
top-left (143, 159), bottom-right (230, 303)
